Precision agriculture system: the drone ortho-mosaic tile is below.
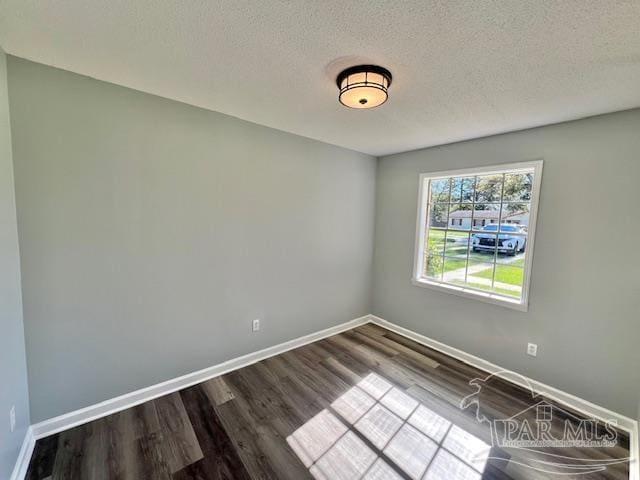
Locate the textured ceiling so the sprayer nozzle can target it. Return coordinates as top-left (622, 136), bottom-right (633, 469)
top-left (1, 1), bottom-right (639, 156)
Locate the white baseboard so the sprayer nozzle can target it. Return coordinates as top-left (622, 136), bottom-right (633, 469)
top-left (369, 315), bottom-right (639, 480)
top-left (30, 314), bottom-right (370, 440)
top-left (9, 427), bottom-right (35, 480)
top-left (19, 313), bottom-right (639, 480)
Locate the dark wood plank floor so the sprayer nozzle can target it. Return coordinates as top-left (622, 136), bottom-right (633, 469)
top-left (26, 323), bottom-right (630, 479)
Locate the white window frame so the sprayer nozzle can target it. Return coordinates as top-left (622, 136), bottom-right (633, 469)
top-left (412, 160), bottom-right (543, 311)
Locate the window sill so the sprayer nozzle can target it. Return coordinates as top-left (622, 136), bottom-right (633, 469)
top-left (411, 277), bottom-right (529, 312)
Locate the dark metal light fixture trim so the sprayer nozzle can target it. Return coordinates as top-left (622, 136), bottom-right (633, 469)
top-left (336, 65), bottom-right (393, 109)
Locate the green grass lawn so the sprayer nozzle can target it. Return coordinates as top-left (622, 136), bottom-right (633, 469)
top-left (504, 257), bottom-right (525, 267)
top-left (426, 255), bottom-right (466, 277)
top-left (427, 230), bottom-right (464, 275)
top-left (473, 264), bottom-right (524, 286)
top-left (443, 257), bottom-right (467, 272)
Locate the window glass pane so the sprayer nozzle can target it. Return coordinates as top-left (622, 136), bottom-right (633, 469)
top-left (475, 174), bottom-right (503, 203)
top-left (430, 178), bottom-right (451, 203)
top-left (429, 203), bottom-right (449, 228)
top-left (425, 229), bottom-right (445, 281)
top-left (442, 257), bottom-right (468, 283)
top-left (458, 259), bottom-right (494, 293)
top-left (426, 229), bottom-right (445, 256)
top-left (503, 173), bottom-right (533, 202)
top-left (443, 233), bottom-right (470, 284)
top-left (425, 254), bottom-right (443, 280)
top-left (471, 204), bottom-right (500, 230)
top-left (496, 252), bottom-right (526, 268)
top-left (444, 231), bottom-right (470, 258)
top-left (448, 204), bottom-right (472, 230)
top-left (451, 176), bottom-right (475, 203)
top-left (470, 232), bottom-right (497, 261)
top-left (495, 232), bottom-right (527, 263)
top-left (491, 265), bottom-right (524, 298)
top-left (500, 203), bottom-right (530, 231)
top-left (493, 264), bottom-right (524, 286)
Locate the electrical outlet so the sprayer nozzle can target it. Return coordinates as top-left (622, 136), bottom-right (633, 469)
top-left (527, 343), bottom-right (538, 357)
top-left (9, 406), bottom-right (15, 433)
top-left (252, 319), bottom-right (260, 332)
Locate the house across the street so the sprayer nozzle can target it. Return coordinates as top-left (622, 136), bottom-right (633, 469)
top-left (449, 210), bottom-right (529, 229)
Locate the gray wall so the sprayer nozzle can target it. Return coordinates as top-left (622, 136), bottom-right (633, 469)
top-left (7, 57), bottom-right (376, 422)
top-left (372, 109), bottom-right (640, 418)
top-left (0, 49), bottom-right (30, 479)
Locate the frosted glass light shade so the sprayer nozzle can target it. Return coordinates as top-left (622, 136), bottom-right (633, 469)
top-left (336, 65), bottom-right (392, 109)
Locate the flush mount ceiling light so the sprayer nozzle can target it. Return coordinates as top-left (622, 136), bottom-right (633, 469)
top-left (336, 65), bottom-right (392, 109)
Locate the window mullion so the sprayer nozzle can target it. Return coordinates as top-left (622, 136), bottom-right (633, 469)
top-left (441, 178), bottom-right (454, 280)
top-left (491, 174), bottom-right (506, 290)
top-left (465, 176), bottom-right (477, 284)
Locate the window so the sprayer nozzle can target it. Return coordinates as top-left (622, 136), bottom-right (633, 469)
top-left (536, 404), bottom-right (553, 422)
top-left (413, 161), bottom-right (543, 310)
